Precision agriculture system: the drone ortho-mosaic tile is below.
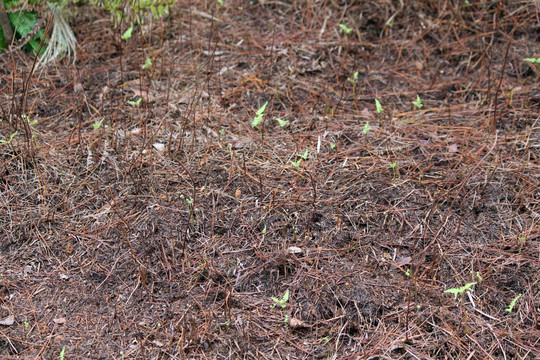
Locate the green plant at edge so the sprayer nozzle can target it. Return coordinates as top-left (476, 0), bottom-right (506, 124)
top-left (523, 57), bottom-right (540, 64)
top-left (59, 346), bottom-right (65, 360)
top-left (0, 131), bottom-right (18, 144)
top-left (271, 289), bottom-right (289, 309)
top-left (444, 282), bottom-right (476, 299)
top-left (505, 293), bottom-right (522, 313)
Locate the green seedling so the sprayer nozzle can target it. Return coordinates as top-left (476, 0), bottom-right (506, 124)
top-left (121, 26), bottom-right (133, 40)
top-left (444, 282), bottom-right (476, 299)
top-left (339, 24), bottom-right (352, 35)
top-left (93, 118), bottom-right (105, 130)
top-left (276, 118), bottom-right (289, 127)
top-left (262, 224), bottom-right (267, 235)
top-left (389, 161), bottom-right (399, 179)
top-left (362, 122), bottom-right (372, 135)
top-left (271, 289), bottom-right (289, 309)
top-left (251, 101), bottom-right (268, 127)
top-left (375, 99), bottom-right (383, 114)
top-left (523, 57), bottom-right (540, 63)
top-left (59, 346), bottom-right (66, 360)
top-left (405, 268), bottom-right (410, 277)
top-left (216, 0), bottom-right (223, 6)
top-left (297, 149), bottom-right (309, 160)
top-left (219, 128), bottom-right (225, 135)
top-left (290, 159), bottom-right (302, 168)
top-left (127, 97), bottom-right (142, 106)
top-left (330, 143), bottom-right (336, 150)
top-left (347, 71), bottom-right (359, 84)
top-left (348, 71), bottom-right (360, 107)
top-left (412, 95), bottom-right (423, 109)
top-left (0, 131), bottom-right (18, 144)
top-left (24, 321), bottom-right (29, 330)
top-left (505, 294), bottom-right (522, 313)
top-left (142, 57), bottom-right (152, 69)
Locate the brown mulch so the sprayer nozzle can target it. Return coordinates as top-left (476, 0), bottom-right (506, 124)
top-left (0, 0), bottom-right (539, 358)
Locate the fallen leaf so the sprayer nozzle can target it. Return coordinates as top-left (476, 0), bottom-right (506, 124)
top-left (289, 317), bottom-right (309, 328)
top-left (287, 246), bottom-right (302, 254)
top-left (0, 315), bottom-right (14, 326)
top-left (360, 107), bottom-right (372, 117)
top-left (53, 317), bottom-right (66, 325)
top-left (153, 143), bottom-right (165, 152)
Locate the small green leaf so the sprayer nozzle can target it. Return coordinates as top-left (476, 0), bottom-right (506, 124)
top-left (524, 57), bottom-right (540, 64)
top-left (297, 149), bottom-right (309, 160)
top-left (0, 131), bottom-right (18, 144)
top-left (505, 293), bottom-right (522, 313)
top-left (93, 118), bottom-right (105, 130)
top-left (347, 71), bottom-right (359, 83)
top-left (142, 58), bottom-right (152, 69)
top-left (121, 26), bottom-right (133, 40)
top-left (389, 161), bottom-right (397, 169)
top-left (375, 99), bottom-right (383, 114)
top-left (444, 282), bottom-right (476, 299)
top-left (256, 101), bottom-right (268, 115)
top-left (251, 101), bottom-right (268, 127)
top-left (330, 143), bottom-right (336, 150)
top-left (339, 24), bottom-right (352, 35)
top-left (127, 98), bottom-right (142, 106)
top-left (290, 159), bottom-right (302, 168)
top-left (362, 122), bottom-right (372, 135)
top-left (276, 118), bottom-right (289, 127)
top-left (412, 95), bottom-right (423, 108)
top-left (216, 0), bottom-right (223, 6)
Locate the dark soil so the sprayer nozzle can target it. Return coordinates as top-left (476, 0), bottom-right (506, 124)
top-left (1, 0), bottom-right (539, 359)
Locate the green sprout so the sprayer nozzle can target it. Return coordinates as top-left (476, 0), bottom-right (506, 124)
top-left (389, 161), bottom-right (399, 179)
top-left (505, 294), bottom-right (522, 313)
top-left (375, 99), bottom-right (383, 114)
top-left (339, 24), bottom-right (352, 35)
top-left (121, 26), bottom-right (133, 40)
top-left (523, 57), bottom-right (540, 64)
top-left (330, 143), bottom-right (336, 150)
top-left (444, 282), bottom-right (476, 299)
top-left (59, 347), bottom-right (66, 360)
top-left (251, 101), bottom-right (268, 127)
top-left (412, 95), bottom-right (423, 109)
top-left (271, 289), bottom-right (289, 309)
top-left (24, 321), bottom-right (29, 330)
top-left (276, 118), bottom-right (289, 127)
top-left (142, 58), bottom-right (152, 69)
top-left (0, 131), bottom-right (18, 144)
top-left (362, 122), bottom-right (372, 135)
top-left (347, 71), bottom-right (359, 84)
top-left (93, 118), bottom-right (105, 130)
top-left (290, 159), bottom-right (302, 168)
top-left (216, 0), bottom-right (223, 6)
top-left (297, 149), bottom-right (309, 160)
top-left (127, 97), bottom-right (142, 106)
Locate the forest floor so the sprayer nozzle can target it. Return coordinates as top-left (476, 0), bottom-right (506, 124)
top-left (0, 0), bottom-right (539, 359)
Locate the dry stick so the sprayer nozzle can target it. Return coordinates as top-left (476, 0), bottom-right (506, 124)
top-left (490, 24), bottom-right (517, 133)
top-left (0, 0), bottom-right (13, 47)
